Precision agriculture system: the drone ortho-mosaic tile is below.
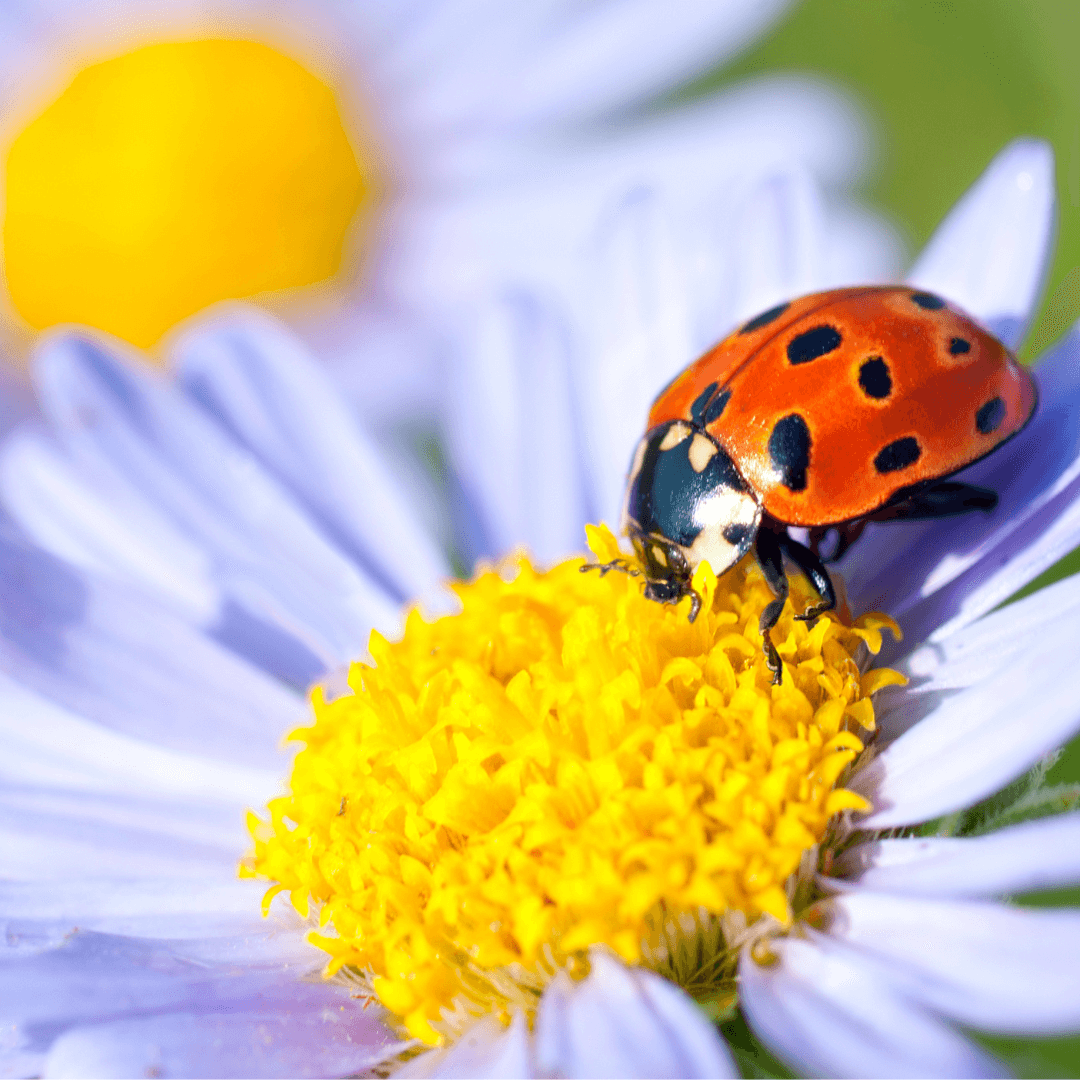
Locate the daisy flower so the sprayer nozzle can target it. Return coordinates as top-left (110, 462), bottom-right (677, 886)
top-left (1, 137), bottom-right (1076, 1079)
top-left (0, 0), bottom-right (896, 433)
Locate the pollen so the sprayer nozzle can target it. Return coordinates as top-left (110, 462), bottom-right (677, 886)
top-left (245, 525), bottom-right (901, 1045)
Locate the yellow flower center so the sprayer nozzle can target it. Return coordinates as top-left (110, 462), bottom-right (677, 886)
top-left (246, 525), bottom-right (902, 1045)
top-left (4, 40), bottom-right (374, 349)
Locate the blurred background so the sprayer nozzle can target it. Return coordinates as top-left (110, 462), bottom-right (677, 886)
top-left (0, 2), bottom-right (1078, 1072)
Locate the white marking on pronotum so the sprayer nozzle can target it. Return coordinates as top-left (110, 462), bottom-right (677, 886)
top-left (688, 433), bottom-right (718, 473)
top-left (659, 422), bottom-right (692, 452)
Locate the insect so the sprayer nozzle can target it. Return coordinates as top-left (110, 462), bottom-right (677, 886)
top-left (604, 286), bottom-right (1038, 681)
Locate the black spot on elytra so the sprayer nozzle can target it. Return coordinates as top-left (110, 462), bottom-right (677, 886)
top-left (911, 291), bottom-right (946, 310)
top-left (787, 325), bottom-right (842, 366)
top-left (858, 357), bottom-right (892, 399)
top-left (689, 383), bottom-right (731, 426)
top-left (976, 397), bottom-right (1006, 435)
top-left (689, 382), bottom-right (718, 424)
top-left (769, 414), bottom-right (812, 492)
top-left (874, 437), bottom-right (922, 474)
top-left (702, 389), bottom-right (731, 425)
top-left (626, 422), bottom-right (747, 547)
top-left (739, 302), bottom-right (789, 335)
top-left (950, 337), bottom-right (971, 355)
top-left (722, 523), bottom-right (753, 548)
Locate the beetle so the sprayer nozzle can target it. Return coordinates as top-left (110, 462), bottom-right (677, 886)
top-left (599, 286), bottom-right (1037, 681)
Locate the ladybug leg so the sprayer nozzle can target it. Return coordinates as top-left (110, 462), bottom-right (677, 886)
top-left (873, 480), bottom-right (998, 521)
top-left (580, 558), bottom-right (639, 578)
top-left (779, 532), bottom-right (837, 623)
top-left (808, 519), bottom-right (868, 563)
top-left (754, 524), bottom-right (788, 684)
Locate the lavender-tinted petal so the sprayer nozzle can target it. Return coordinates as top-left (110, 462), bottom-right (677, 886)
top-left (578, 190), bottom-right (695, 527)
top-left (173, 309), bottom-right (447, 604)
top-left (907, 138), bottom-right (1055, 349)
top-left (739, 934), bottom-right (1003, 1079)
top-left (828, 892), bottom-right (1080, 1033)
top-left (43, 1007), bottom-right (405, 1080)
top-left (395, 1014), bottom-right (531, 1078)
top-left (0, 537), bottom-right (306, 767)
top-left (533, 952), bottom-right (737, 1079)
top-left (443, 293), bottom-right (590, 566)
top-left (853, 620), bottom-right (1080, 828)
top-left (829, 813), bottom-right (1080, 898)
top-left (31, 332), bottom-right (399, 664)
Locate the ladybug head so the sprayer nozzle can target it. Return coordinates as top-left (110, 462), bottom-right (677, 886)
top-left (622, 420), bottom-right (762, 604)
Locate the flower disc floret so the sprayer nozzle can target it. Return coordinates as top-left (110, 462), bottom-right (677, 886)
top-left (246, 525), bottom-right (901, 1044)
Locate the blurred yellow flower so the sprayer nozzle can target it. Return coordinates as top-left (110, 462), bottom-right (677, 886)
top-left (5, 40), bottom-right (373, 348)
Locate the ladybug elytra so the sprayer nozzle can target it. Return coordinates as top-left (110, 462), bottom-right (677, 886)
top-left (608, 286), bottom-right (1037, 681)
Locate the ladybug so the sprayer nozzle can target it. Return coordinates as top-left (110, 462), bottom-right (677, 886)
top-left (609, 286), bottom-right (1037, 680)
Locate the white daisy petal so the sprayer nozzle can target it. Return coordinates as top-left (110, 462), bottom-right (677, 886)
top-left (31, 332), bottom-right (401, 662)
top-left (173, 308), bottom-right (448, 603)
top-left (898, 569), bottom-right (1080, 696)
top-left (395, 1013), bottom-right (531, 1079)
top-left (829, 892), bottom-right (1080, 1033)
top-left (0, 540), bottom-right (306, 769)
top-left (906, 138), bottom-right (1055, 349)
top-left (853, 633), bottom-right (1080, 828)
top-left (739, 935), bottom-right (1004, 1079)
top-left (0, 674), bottom-right (277, 818)
top-left (443, 293), bottom-right (591, 565)
top-left (0, 877), bottom-right (275, 942)
top-left (723, 167), bottom-right (829, 333)
top-left (533, 951), bottom-right (737, 1079)
top-left (581, 190), bottom-right (694, 526)
top-left (42, 1006), bottom-right (405, 1080)
top-left (1, 790), bottom-right (238, 881)
top-left (486, 0), bottom-right (793, 123)
top-left (875, 570), bottom-right (1080, 742)
top-left (1, 430), bottom-right (220, 623)
top-left (845, 326), bottom-right (1080, 656)
top-left (830, 813), bottom-right (1080, 898)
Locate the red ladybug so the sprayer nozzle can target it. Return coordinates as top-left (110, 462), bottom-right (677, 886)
top-left (612, 286), bottom-right (1037, 680)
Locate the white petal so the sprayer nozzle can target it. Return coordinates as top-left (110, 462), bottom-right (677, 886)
top-left (0, 430), bottom-right (219, 623)
top-left (907, 139), bottom-right (1056, 349)
top-left (533, 951), bottom-right (737, 1079)
top-left (845, 325), bottom-right (1080, 659)
top-left (830, 891), bottom-right (1080, 1033)
top-left (897, 570), bottom-right (1080, 696)
top-left (876, 569), bottom-right (1080, 743)
top-left (0, 877), bottom-right (279, 942)
top-left (0, 784), bottom-right (246, 882)
top-left (173, 308), bottom-right (448, 603)
top-left (579, 190), bottom-right (695, 527)
top-left (4, 927), bottom-right (338, 1036)
top-left (443, 293), bottom-right (591, 566)
top-left (0, 538), bottom-right (305, 769)
top-left (830, 813), bottom-right (1080, 897)
top-left (488, 0), bottom-right (794, 124)
top-left (32, 331), bottom-right (400, 664)
top-left (740, 934), bottom-right (1004, 1078)
top-left (395, 1013), bottom-right (531, 1079)
top-left (853, 630), bottom-right (1080, 828)
top-left (42, 1007), bottom-right (403, 1080)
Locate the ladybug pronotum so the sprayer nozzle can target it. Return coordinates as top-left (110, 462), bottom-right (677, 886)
top-left (609, 286), bottom-right (1038, 681)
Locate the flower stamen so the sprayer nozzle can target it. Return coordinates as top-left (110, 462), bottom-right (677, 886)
top-left (245, 524), bottom-right (901, 1045)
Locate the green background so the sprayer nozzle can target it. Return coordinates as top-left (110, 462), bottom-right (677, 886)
top-left (702, 2), bottom-right (1080, 1075)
